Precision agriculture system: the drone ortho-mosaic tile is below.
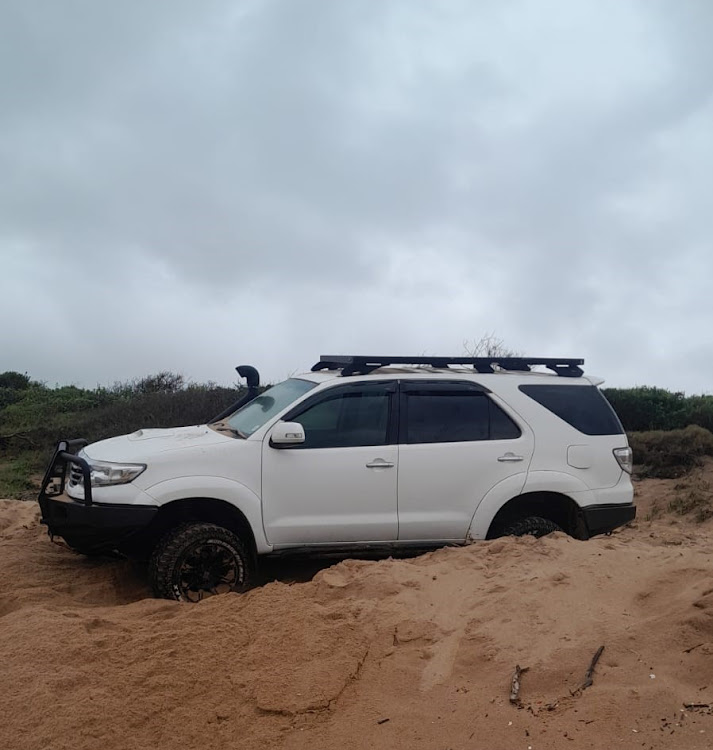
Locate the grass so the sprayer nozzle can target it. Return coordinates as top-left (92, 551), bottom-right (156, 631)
top-left (668, 478), bottom-right (713, 523)
top-left (0, 453), bottom-right (42, 500)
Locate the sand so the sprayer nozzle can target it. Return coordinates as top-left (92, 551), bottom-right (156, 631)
top-left (1, 471), bottom-right (712, 750)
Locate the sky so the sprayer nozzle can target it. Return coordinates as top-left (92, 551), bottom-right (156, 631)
top-left (1, 0), bottom-right (712, 393)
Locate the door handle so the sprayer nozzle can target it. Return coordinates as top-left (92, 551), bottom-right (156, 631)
top-left (366, 459), bottom-right (395, 469)
top-left (497, 453), bottom-right (524, 462)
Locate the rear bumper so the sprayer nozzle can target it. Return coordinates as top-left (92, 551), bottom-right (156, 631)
top-left (39, 493), bottom-right (157, 553)
top-left (581, 502), bottom-right (636, 537)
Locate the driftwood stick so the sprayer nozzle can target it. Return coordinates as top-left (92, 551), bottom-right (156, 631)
top-left (580, 645), bottom-right (605, 691)
top-left (0, 432), bottom-right (36, 446)
top-left (683, 703), bottom-right (711, 710)
top-left (683, 643), bottom-right (705, 654)
top-left (509, 665), bottom-right (529, 703)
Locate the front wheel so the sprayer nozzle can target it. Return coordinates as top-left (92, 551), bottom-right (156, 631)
top-left (149, 522), bottom-right (253, 602)
top-left (499, 516), bottom-right (562, 538)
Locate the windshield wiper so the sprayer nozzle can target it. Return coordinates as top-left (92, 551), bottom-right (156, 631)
top-left (211, 421), bottom-right (247, 439)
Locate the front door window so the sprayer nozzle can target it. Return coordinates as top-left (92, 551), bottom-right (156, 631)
top-left (289, 384), bottom-right (392, 448)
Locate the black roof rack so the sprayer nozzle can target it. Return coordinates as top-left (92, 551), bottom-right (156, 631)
top-left (312, 355), bottom-right (584, 377)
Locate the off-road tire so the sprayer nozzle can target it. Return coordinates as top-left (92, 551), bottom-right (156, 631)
top-left (149, 522), bottom-right (253, 602)
top-left (500, 516), bottom-right (562, 538)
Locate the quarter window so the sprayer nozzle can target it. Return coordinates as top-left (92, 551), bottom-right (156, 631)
top-left (518, 384), bottom-right (624, 436)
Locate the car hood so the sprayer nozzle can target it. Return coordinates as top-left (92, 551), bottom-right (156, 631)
top-left (84, 425), bottom-right (236, 463)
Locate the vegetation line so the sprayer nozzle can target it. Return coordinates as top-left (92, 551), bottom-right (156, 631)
top-left (2, 370), bottom-right (713, 501)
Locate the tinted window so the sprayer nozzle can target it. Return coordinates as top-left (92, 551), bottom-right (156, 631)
top-left (489, 400), bottom-right (523, 440)
top-left (519, 384), bottom-right (624, 436)
top-left (290, 386), bottom-right (390, 448)
top-left (403, 390), bottom-right (521, 444)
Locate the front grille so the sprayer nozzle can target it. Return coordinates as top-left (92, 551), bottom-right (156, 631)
top-left (68, 463), bottom-right (83, 487)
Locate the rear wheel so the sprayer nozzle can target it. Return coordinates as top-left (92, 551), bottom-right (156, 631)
top-left (499, 516), bottom-right (562, 538)
top-left (149, 522), bottom-right (253, 602)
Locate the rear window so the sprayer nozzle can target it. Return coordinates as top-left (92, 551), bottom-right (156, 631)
top-left (518, 384), bottom-right (624, 436)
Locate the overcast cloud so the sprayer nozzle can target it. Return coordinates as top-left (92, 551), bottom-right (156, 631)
top-left (1, 0), bottom-right (712, 392)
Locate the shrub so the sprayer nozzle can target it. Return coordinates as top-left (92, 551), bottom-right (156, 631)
top-left (604, 386), bottom-right (690, 431)
top-left (684, 396), bottom-right (713, 434)
top-left (668, 478), bottom-right (713, 523)
top-left (0, 368), bottom-right (265, 497)
top-left (629, 425), bottom-right (713, 479)
top-left (0, 377), bottom-right (241, 449)
top-left (0, 371), bottom-right (31, 391)
top-left (131, 372), bottom-right (186, 395)
top-left (0, 388), bottom-right (22, 410)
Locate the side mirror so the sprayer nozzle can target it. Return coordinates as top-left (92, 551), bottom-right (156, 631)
top-left (270, 421), bottom-right (306, 447)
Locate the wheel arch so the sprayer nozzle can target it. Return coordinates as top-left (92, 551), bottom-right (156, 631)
top-left (129, 497), bottom-right (260, 561)
top-left (485, 491), bottom-right (587, 539)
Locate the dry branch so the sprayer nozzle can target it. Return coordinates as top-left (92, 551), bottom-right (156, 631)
top-left (0, 432), bottom-right (36, 446)
top-left (579, 645), bottom-right (605, 691)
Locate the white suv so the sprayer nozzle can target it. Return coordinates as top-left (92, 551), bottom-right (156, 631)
top-left (38, 355), bottom-right (634, 601)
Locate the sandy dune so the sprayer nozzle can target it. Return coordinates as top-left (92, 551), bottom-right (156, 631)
top-left (1, 473), bottom-right (712, 750)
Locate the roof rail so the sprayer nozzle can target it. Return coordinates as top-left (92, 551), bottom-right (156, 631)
top-left (311, 355), bottom-right (584, 377)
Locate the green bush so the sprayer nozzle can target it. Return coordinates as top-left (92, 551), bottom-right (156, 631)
top-left (629, 425), bottom-right (713, 479)
top-left (604, 386), bottom-right (691, 431)
top-left (0, 388), bottom-right (22, 410)
top-left (4, 370), bottom-right (713, 499)
top-left (0, 371), bottom-right (31, 390)
top-left (0, 373), bottom-right (244, 497)
top-left (684, 396), bottom-right (713, 434)
top-left (604, 386), bottom-right (713, 433)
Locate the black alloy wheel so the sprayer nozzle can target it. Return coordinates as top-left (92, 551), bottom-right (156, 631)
top-left (150, 522), bottom-right (253, 602)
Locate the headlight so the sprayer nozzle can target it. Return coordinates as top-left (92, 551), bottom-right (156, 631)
top-left (78, 452), bottom-right (146, 486)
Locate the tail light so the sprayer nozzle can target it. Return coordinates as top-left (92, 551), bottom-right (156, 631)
top-left (613, 447), bottom-right (633, 474)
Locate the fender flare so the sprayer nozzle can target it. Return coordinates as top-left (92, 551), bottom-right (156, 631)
top-left (142, 476), bottom-right (271, 553)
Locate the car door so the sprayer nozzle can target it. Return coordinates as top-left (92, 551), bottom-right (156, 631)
top-left (261, 381), bottom-right (398, 546)
top-left (396, 381), bottom-right (534, 541)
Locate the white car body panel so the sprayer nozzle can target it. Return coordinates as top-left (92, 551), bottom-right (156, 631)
top-left (396, 435), bottom-right (532, 541)
top-left (67, 364), bottom-right (634, 555)
top-left (66, 481), bottom-right (159, 506)
top-left (84, 426), bottom-right (233, 464)
top-left (261, 439), bottom-right (398, 545)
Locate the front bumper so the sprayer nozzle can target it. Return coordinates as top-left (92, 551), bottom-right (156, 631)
top-left (39, 493), bottom-right (157, 553)
top-left (581, 502), bottom-right (636, 537)
top-left (38, 439), bottom-right (157, 554)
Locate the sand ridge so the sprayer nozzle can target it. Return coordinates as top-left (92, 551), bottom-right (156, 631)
top-left (1, 481), bottom-right (712, 749)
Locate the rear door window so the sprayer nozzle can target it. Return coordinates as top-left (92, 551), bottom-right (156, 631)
top-left (518, 384), bottom-right (624, 436)
top-left (401, 383), bottom-right (521, 444)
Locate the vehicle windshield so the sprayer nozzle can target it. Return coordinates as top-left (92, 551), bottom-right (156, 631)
top-left (226, 378), bottom-right (316, 437)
